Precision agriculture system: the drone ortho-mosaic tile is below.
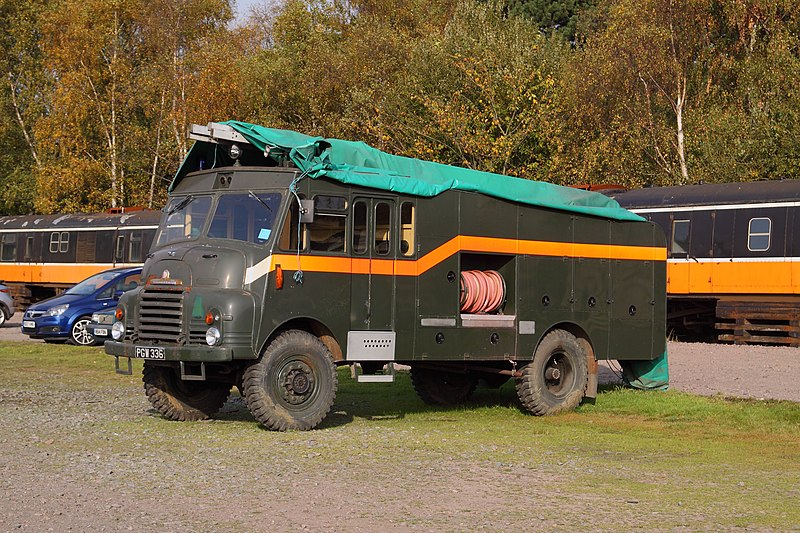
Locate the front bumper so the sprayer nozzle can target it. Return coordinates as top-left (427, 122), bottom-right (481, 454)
top-left (104, 341), bottom-right (256, 362)
top-left (21, 316), bottom-right (69, 339)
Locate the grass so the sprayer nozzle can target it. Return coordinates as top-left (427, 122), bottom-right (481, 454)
top-left (1, 340), bottom-right (799, 530)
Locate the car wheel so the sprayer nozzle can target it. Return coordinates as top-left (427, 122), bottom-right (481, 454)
top-left (0, 307), bottom-right (6, 327)
top-left (69, 316), bottom-right (96, 346)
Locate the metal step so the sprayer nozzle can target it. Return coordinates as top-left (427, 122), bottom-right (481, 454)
top-left (354, 362), bottom-right (395, 383)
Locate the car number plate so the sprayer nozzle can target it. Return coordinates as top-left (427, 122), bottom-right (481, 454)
top-left (23, 320), bottom-right (35, 329)
top-left (94, 328), bottom-right (108, 336)
top-left (135, 346), bottom-right (165, 360)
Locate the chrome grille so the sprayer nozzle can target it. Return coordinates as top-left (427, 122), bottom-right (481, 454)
top-left (137, 288), bottom-right (184, 343)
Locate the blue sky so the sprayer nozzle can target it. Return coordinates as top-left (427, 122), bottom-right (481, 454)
top-left (234, 0), bottom-right (263, 22)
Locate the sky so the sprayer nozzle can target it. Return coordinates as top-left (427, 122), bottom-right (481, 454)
top-left (234, 0), bottom-right (263, 22)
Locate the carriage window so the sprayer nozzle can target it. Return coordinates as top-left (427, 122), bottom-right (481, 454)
top-left (374, 202), bottom-right (392, 256)
top-left (129, 231), bottom-right (143, 262)
top-left (671, 220), bottom-right (690, 255)
top-left (25, 236), bottom-right (34, 261)
top-left (353, 201), bottom-right (368, 254)
top-left (400, 202), bottom-right (415, 257)
top-left (308, 196), bottom-right (347, 253)
top-left (49, 232), bottom-right (69, 253)
top-left (1, 234), bottom-right (17, 261)
top-left (115, 235), bottom-right (125, 261)
top-left (748, 217), bottom-right (771, 252)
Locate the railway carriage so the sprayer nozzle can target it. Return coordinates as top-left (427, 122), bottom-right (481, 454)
top-left (0, 210), bottom-right (159, 307)
top-left (611, 180), bottom-right (800, 345)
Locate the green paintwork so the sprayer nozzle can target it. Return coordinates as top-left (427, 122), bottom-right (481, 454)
top-left (108, 136), bottom-right (668, 391)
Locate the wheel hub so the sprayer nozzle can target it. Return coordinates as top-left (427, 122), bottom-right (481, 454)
top-left (280, 361), bottom-right (315, 405)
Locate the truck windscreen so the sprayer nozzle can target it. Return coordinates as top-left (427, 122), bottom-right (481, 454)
top-left (155, 196), bottom-right (212, 247)
top-left (207, 192), bottom-right (282, 244)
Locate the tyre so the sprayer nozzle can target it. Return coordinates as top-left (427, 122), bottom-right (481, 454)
top-left (68, 316), bottom-right (95, 346)
top-left (143, 362), bottom-right (230, 421)
top-left (515, 329), bottom-right (589, 415)
top-left (0, 307), bottom-right (6, 327)
top-left (243, 330), bottom-right (337, 431)
top-left (410, 367), bottom-right (478, 405)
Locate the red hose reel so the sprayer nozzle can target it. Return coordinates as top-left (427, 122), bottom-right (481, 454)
top-left (459, 270), bottom-right (506, 314)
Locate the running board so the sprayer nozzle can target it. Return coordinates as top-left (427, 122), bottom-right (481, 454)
top-left (355, 362), bottom-right (395, 383)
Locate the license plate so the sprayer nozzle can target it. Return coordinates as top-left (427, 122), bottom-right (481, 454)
top-left (23, 320), bottom-right (35, 329)
top-left (135, 346), bottom-right (165, 360)
top-left (94, 328), bottom-right (108, 336)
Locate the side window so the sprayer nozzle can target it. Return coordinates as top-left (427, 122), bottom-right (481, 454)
top-left (671, 219), bottom-right (690, 255)
top-left (278, 199), bottom-right (304, 251)
top-left (308, 196), bottom-right (347, 253)
top-left (59, 232), bottom-right (69, 253)
top-left (129, 231), bottom-right (143, 262)
top-left (748, 217), bottom-right (771, 252)
top-left (115, 235), bottom-right (125, 261)
top-left (374, 202), bottom-right (392, 256)
top-left (0, 233), bottom-right (17, 262)
top-left (25, 236), bottom-right (34, 261)
top-left (400, 202), bottom-right (415, 257)
top-left (50, 232), bottom-right (59, 253)
top-left (353, 201), bottom-right (368, 254)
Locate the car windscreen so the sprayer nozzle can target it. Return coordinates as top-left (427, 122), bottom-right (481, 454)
top-left (155, 195), bottom-right (213, 247)
top-left (65, 271), bottom-right (119, 296)
top-left (207, 192), bottom-right (283, 244)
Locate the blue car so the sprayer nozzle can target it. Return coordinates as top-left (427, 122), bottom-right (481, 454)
top-left (21, 267), bottom-right (142, 345)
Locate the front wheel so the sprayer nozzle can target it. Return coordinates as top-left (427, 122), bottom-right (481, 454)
top-left (143, 363), bottom-right (230, 421)
top-left (515, 329), bottom-right (589, 415)
top-left (243, 330), bottom-right (337, 431)
top-left (0, 307), bottom-right (7, 327)
top-left (69, 316), bottom-right (95, 346)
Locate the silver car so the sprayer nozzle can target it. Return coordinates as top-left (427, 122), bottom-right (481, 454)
top-left (0, 282), bottom-right (17, 327)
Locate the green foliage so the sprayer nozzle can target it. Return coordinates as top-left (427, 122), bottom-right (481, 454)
top-left (1, 0), bottom-right (800, 215)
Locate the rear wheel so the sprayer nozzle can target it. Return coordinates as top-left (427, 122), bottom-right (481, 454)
top-left (143, 363), bottom-right (230, 421)
top-left (410, 368), bottom-right (478, 405)
top-left (69, 316), bottom-right (95, 346)
top-left (515, 329), bottom-right (589, 415)
top-left (243, 330), bottom-right (337, 431)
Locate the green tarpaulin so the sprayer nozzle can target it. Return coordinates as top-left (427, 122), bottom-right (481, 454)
top-left (619, 350), bottom-right (670, 391)
top-left (176, 121), bottom-right (643, 222)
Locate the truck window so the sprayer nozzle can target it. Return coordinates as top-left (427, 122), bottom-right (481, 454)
top-left (207, 192), bottom-right (281, 244)
top-left (374, 202), bottom-right (392, 256)
top-left (353, 201), bottom-right (368, 254)
top-left (308, 195), bottom-right (347, 253)
top-left (155, 196), bottom-right (212, 247)
top-left (400, 202), bottom-right (415, 256)
top-left (278, 199), bottom-right (305, 251)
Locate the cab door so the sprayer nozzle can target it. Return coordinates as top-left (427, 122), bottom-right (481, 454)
top-left (350, 197), bottom-right (396, 331)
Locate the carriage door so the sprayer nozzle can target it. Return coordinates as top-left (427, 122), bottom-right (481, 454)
top-left (350, 198), bottom-right (396, 331)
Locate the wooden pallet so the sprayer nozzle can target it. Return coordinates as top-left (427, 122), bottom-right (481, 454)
top-left (716, 300), bottom-right (800, 346)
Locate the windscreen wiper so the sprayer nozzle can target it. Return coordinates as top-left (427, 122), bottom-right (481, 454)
top-left (164, 195), bottom-right (194, 216)
top-left (248, 190), bottom-right (273, 212)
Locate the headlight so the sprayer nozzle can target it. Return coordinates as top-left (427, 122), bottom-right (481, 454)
top-left (46, 304), bottom-right (69, 316)
top-left (205, 327), bottom-right (221, 346)
top-left (111, 321), bottom-right (125, 340)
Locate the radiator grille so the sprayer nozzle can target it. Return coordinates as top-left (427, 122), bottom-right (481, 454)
top-left (137, 288), bottom-right (184, 343)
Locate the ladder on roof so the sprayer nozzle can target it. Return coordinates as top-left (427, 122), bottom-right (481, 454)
top-left (188, 123), bottom-right (253, 146)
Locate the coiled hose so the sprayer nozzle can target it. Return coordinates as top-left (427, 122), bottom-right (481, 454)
top-left (459, 270), bottom-right (506, 314)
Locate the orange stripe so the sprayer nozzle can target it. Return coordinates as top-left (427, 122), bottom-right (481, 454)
top-left (668, 261), bottom-right (800, 295)
top-left (0, 263), bottom-right (126, 284)
top-left (272, 236), bottom-right (664, 277)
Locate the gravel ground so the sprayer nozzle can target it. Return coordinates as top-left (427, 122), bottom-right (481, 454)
top-left (0, 321), bottom-right (798, 532)
top-left (3, 319), bottom-right (798, 401)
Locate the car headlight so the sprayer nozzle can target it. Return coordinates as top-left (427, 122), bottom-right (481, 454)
top-left (111, 321), bottom-right (125, 340)
top-left (205, 327), bottom-right (221, 346)
top-left (46, 304), bottom-right (69, 316)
